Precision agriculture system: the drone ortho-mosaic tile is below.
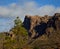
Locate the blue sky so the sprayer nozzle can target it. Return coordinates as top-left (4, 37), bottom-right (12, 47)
top-left (0, 0), bottom-right (60, 32)
top-left (0, 0), bottom-right (60, 7)
top-left (35, 0), bottom-right (60, 7)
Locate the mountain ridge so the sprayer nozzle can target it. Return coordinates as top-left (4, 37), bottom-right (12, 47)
top-left (0, 13), bottom-right (60, 49)
top-left (23, 13), bottom-right (60, 38)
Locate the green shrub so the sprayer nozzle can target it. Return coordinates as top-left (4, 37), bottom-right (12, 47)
top-left (33, 47), bottom-right (39, 49)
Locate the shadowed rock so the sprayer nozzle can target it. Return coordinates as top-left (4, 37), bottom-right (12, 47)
top-left (23, 13), bottom-right (60, 38)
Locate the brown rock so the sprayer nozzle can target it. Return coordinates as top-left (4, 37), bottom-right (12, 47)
top-left (4, 31), bottom-right (15, 40)
top-left (54, 13), bottom-right (60, 30)
top-left (23, 13), bottom-right (60, 38)
top-left (23, 15), bottom-right (50, 38)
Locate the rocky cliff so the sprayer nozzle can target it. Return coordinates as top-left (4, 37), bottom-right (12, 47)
top-left (23, 13), bottom-right (60, 38)
top-left (0, 13), bottom-right (60, 49)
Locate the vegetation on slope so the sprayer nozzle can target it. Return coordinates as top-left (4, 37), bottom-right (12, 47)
top-left (0, 13), bottom-right (60, 49)
top-left (3, 16), bottom-right (28, 49)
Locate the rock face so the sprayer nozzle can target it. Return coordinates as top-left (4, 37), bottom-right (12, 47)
top-left (23, 15), bottom-right (41, 37)
top-left (54, 13), bottom-right (60, 30)
top-left (23, 13), bottom-right (60, 38)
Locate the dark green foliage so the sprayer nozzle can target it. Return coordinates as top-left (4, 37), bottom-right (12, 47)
top-left (33, 47), bottom-right (39, 49)
top-left (12, 16), bottom-right (28, 36)
top-left (3, 16), bottom-right (28, 49)
top-left (14, 16), bottom-right (22, 26)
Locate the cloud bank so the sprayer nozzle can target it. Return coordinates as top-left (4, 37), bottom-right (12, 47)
top-left (0, 1), bottom-right (60, 32)
top-left (0, 1), bottom-right (60, 20)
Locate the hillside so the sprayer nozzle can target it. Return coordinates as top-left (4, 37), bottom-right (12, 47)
top-left (23, 13), bottom-right (60, 49)
top-left (0, 13), bottom-right (60, 49)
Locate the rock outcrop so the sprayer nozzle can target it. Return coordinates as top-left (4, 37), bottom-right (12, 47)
top-left (23, 13), bottom-right (60, 38)
top-left (4, 31), bottom-right (15, 40)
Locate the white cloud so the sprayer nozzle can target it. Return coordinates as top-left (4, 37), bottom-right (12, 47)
top-left (55, 7), bottom-right (60, 13)
top-left (9, 3), bottom-right (17, 7)
top-left (0, 2), bottom-right (60, 20)
top-left (35, 5), bottom-right (56, 16)
top-left (0, 1), bottom-right (60, 32)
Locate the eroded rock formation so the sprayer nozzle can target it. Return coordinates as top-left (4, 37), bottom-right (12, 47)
top-left (23, 13), bottom-right (60, 38)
